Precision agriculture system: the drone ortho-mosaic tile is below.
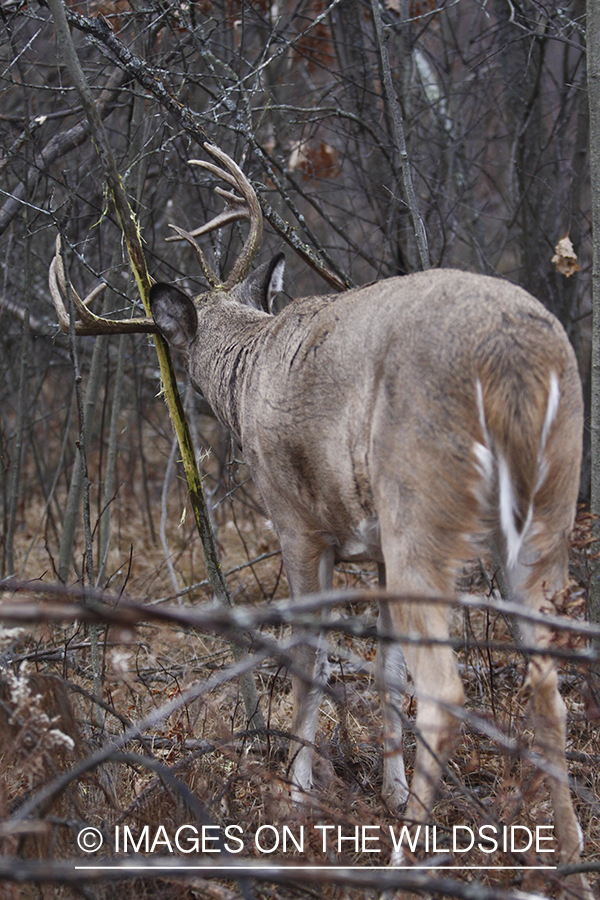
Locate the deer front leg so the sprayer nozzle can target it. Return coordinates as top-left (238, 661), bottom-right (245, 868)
top-left (280, 537), bottom-right (335, 801)
top-left (376, 570), bottom-right (409, 808)
top-left (289, 637), bottom-right (331, 798)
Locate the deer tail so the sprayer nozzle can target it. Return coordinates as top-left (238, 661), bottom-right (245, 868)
top-left (474, 370), bottom-right (560, 568)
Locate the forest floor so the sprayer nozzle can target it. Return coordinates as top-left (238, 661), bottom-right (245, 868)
top-left (1, 417), bottom-right (598, 900)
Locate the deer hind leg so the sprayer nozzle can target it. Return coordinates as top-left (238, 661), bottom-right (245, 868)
top-left (282, 539), bottom-right (335, 800)
top-left (382, 547), bottom-right (465, 825)
top-left (504, 546), bottom-right (587, 883)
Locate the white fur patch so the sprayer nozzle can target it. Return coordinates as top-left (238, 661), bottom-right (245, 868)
top-left (498, 453), bottom-right (533, 569)
top-left (472, 379), bottom-right (494, 506)
top-left (269, 258), bottom-right (285, 296)
top-left (535, 371), bottom-right (560, 493)
top-left (339, 516), bottom-right (381, 560)
top-left (540, 371), bottom-right (560, 451)
top-left (473, 441), bottom-right (493, 483)
top-left (577, 821), bottom-right (585, 854)
top-left (475, 378), bottom-right (490, 445)
top-left (266, 257), bottom-right (285, 314)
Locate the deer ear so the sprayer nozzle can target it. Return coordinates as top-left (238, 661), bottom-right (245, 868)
top-left (150, 283), bottom-right (198, 350)
top-left (239, 253), bottom-right (285, 314)
top-left (264, 253), bottom-right (285, 314)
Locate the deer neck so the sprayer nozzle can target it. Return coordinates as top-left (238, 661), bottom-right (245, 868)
top-left (189, 303), bottom-right (267, 442)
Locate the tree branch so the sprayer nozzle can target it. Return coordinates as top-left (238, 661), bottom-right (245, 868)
top-left (46, 0), bottom-right (265, 731)
top-left (370, 0), bottom-right (430, 270)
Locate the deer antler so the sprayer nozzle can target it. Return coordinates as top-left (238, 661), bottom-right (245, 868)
top-left (166, 143), bottom-right (263, 290)
top-left (49, 236), bottom-right (158, 336)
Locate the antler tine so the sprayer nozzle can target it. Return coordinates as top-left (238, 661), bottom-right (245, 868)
top-left (49, 240), bottom-right (105, 330)
top-left (167, 225), bottom-right (222, 288)
top-left (213, 186), bottom-right (250, 207)
top-left (167, 144), bottom-right (263, 289)
top-left (165, 185), bottom-right (248, 244)
top-left (165, 190), bottom-right (249, 247)
top-left (166, 207), bottom-right (247, 240)
top-left (189, 159), bottom-right (238, 188)
top-left (49, 255), bottom-right (73, 332)
top-left (49, 236), bottom-right (158, 336)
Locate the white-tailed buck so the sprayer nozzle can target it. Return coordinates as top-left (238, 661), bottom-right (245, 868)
top-left (50, 144), bottom-right (589, 894)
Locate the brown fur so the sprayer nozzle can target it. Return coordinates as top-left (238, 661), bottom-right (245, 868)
top-left (151, 265), bottom-right (589, 896)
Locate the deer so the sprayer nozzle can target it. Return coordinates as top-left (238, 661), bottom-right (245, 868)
top-left (50, 144), bottom-right (590, 895)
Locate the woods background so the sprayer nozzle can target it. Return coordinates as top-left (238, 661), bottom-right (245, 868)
top-left (0, 1), bottom-right (598, 898)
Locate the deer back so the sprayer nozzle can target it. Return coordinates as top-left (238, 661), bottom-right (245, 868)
top-left (150, 266), bottom-right (582, 572)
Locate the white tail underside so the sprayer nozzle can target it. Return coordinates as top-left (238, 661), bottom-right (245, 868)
top-left (474, 372), bottom-right (560, 569)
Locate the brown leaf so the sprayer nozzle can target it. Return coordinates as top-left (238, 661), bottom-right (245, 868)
top-left (551, 236), bottom-right (581, 277)
top-left (288, 141), bottom-right (340, 181)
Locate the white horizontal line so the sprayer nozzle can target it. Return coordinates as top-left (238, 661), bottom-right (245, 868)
top-left (75, 864), bottom-right (558, 871)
